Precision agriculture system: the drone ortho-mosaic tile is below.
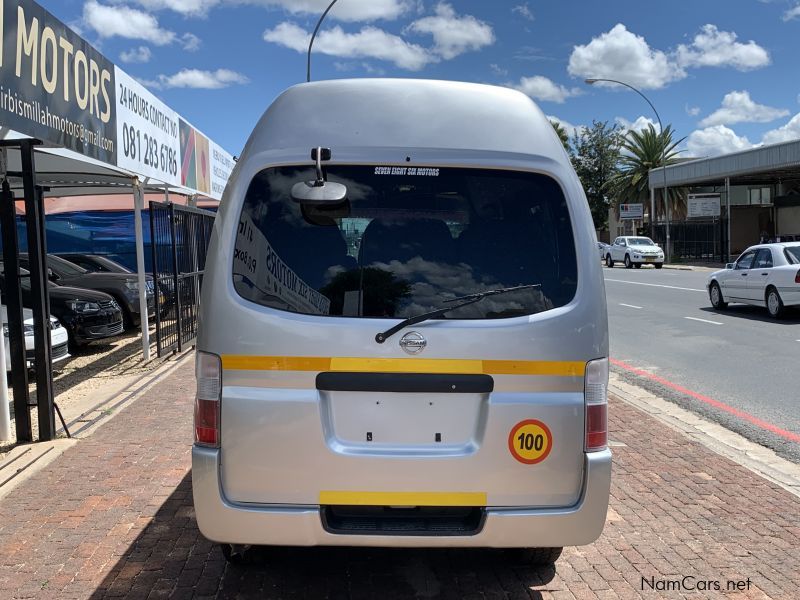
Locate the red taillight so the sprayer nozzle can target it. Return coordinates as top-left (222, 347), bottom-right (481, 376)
top-left (585, 358), bottom-right (609, 452)
top-left (585, 404), bottom-right (608, 451)
top-left (194, 398), bottom-right (219, 446)
top-left (795, 269), bottom-right (800, 284)
top-left (195, 352), bottom-right (221, 448)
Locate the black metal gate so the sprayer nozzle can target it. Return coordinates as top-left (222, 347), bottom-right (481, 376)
top-left (150, 202), bottom-right (216, 357)
top-left (652, 219), bottom-right (726, 263)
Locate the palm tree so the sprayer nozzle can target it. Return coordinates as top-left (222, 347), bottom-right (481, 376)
top-left (550, 120), bottom-right (570, 153)
top-left (606, 124), bottom-right (686, 220)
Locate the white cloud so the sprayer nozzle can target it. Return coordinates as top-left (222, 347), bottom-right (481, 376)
top-left (686, 105), bottom-right (701, 117)
top-left (686, 125), bottom-right (753, 157)
top-left (120, 45), bottom-right (152, 64)
top-left (569, 24), bottom-right (770, 92)
top-left (676, 25), bottom-right (770, 71)
top-left (123, 0), bottom-right (219, 17)
top-left (489, 63), bottom-right (508, 77)
top-left (181, 32), bottom-right (201, 51)
top-left (782, 4), bottom-right (800, 21)
top-left (123, 0), bottom-right (413, 21)
top-left (84, 1), bottom-right (176, 45)
top-left (153, 68), bottom-right (250, 89)
top-left (568, 24), bottom-right (684, 90)
top-left (263, 21), bottom-right (433, 70)
top-left (762, 113), bottom-right (800, 145)
top-left (249, 0), bottom-right (412, 22)
top-left (699, 90), bottom-right (789, 127)
top-left (406, 3), bottom-right (494, 60)
top-left (616, 115), bottom-right (659, 134)
top-left (333, 61), bottom-right (386, 75)
top-left (510, 75), bottom-right (580, 104)
top-left (512, 3), bottom-right (534, 21)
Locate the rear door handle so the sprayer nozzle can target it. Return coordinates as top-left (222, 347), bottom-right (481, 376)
top-left (761, 272), bottom-right (769, 276)
top-left (741, 273), bottom-right (748, 277)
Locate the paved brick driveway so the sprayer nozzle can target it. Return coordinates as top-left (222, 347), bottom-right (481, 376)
top-left (0, 360), bottom-right (798, 599)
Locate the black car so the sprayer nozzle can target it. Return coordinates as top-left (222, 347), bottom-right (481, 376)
top-left (54, 253), bottom-right (134, 275)
top-left (18, 254), bottom-right (154, 329)
top-left (54, 252), bottom-right (172, 320)
top-left (0, 265), bottom-right (124, 348)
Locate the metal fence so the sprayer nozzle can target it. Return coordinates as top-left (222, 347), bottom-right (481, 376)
top-left (652, 220), bottom-right (726, 263)
top-left (150, 202), bottom-right (216, 357)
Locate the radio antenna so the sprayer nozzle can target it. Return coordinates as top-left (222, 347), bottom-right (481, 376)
top-left (307, 0), bottom-right (339, 82)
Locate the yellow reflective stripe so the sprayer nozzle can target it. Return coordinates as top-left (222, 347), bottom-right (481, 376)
top-left (483, 360), bottom-right (584, 376)
top-left (319, 491), bottom-right (487, 507)
top-left (221, 355), bottom-right (331, 371)
top-left (221, 355), bottom-right (584, 377)
top-left (330, 357), bottom-right (483, 374)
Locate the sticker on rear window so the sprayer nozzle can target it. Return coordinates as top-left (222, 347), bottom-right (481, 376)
top-left (373, 166), bottom-right (439, 176)
top-left (508, 420), bottom-right (552, 464)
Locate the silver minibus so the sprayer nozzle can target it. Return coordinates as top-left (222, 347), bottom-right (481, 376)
top-left (192, 79), bottom-right (611, 565)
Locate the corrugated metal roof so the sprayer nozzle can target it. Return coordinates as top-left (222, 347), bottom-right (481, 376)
top-left (648, 139), bottom-right (800, 188)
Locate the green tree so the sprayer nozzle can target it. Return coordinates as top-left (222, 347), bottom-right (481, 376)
top-left (570, 120), bottom-right (622, 230)
top-left (607, 123), bottom-right (686, 220)
top-left (550, 120), bottom-right (570, 153)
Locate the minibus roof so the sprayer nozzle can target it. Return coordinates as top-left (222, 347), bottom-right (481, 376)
top-left (243, 79), bottom-right (566, 159)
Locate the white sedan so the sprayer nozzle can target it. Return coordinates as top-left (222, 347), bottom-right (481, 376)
top-left (707, 242), bottom-right (800, 318)
top-left (2, 306), bottom-right (70, 372)
top-left (605, 236), bottom-right (664, 269)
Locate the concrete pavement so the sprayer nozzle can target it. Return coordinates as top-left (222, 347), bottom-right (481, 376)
top-left (1, 357), bottom-right (799, 599)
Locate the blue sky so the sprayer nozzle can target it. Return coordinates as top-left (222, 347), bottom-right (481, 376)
top-left (47, 0), bottom-right (800, 158)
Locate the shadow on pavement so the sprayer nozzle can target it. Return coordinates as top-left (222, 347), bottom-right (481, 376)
top-left (699, 305), bottom-right (800, 324)
top-left (89, 473), bottom-right (559, 599)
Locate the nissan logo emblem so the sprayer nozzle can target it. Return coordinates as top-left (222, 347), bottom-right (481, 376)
top-left (399, 331), bottom-right (427, 355)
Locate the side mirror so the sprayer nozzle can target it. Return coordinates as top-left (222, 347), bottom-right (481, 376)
top-left (291, 146), bottom-right (347, 205)
top-left (725, 263), bottom-right (734, 269)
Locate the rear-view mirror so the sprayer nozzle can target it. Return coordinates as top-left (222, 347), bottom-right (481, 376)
top-left (291, 180), bottom-right (348, 204)
top-left (290, 146), bottom-right (347, 205)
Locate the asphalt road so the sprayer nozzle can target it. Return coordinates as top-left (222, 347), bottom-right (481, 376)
top-left (603, 263), bottom-right (800, 463)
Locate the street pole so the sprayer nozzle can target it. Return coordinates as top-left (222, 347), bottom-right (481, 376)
top-left (307, 1), bottom-right (339, 82)
top-left (585, 78), bottom-right (670, 261)
top-left (133, 179), bottom-right (151, 362)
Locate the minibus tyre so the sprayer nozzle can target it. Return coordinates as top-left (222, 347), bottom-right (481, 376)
top-left (624, 255), bottom-right (633, 269)
top-left (506, 547), bottom-right (563, 566)
top-left (221, 543), bottom-right (252, 565)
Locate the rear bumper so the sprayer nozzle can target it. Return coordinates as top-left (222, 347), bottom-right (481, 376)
top-left (192, 446), bottom-right (612, 548)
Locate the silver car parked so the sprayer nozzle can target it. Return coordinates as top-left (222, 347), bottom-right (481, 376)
top-left (192, 79), bottom-right (611, 565)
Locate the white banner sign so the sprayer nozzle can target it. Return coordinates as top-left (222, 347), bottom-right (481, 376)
top-left (115, 68), bottom-right (180, 187)
top-left (687, 194), bottom-right (720, 218)
top-left (620, 203), bottom-right (644, 220)
top-left (210, 140), bottom-right (235, 199)
top-left (1, 0), bottom-right (234, 200)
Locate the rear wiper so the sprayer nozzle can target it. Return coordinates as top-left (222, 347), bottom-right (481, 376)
top-left (374, 284), bottom-right (541, 344)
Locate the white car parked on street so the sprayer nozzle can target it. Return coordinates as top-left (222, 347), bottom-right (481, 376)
top-left (707, 242), bottom-right (800, 318)
top-left (2, 306), bottom-right (70, 372)
top-left (605, 237), bottom-right (664, 269)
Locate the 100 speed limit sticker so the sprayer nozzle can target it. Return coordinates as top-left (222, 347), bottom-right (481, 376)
top-left (508, 420), bottom-right (553, 464)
